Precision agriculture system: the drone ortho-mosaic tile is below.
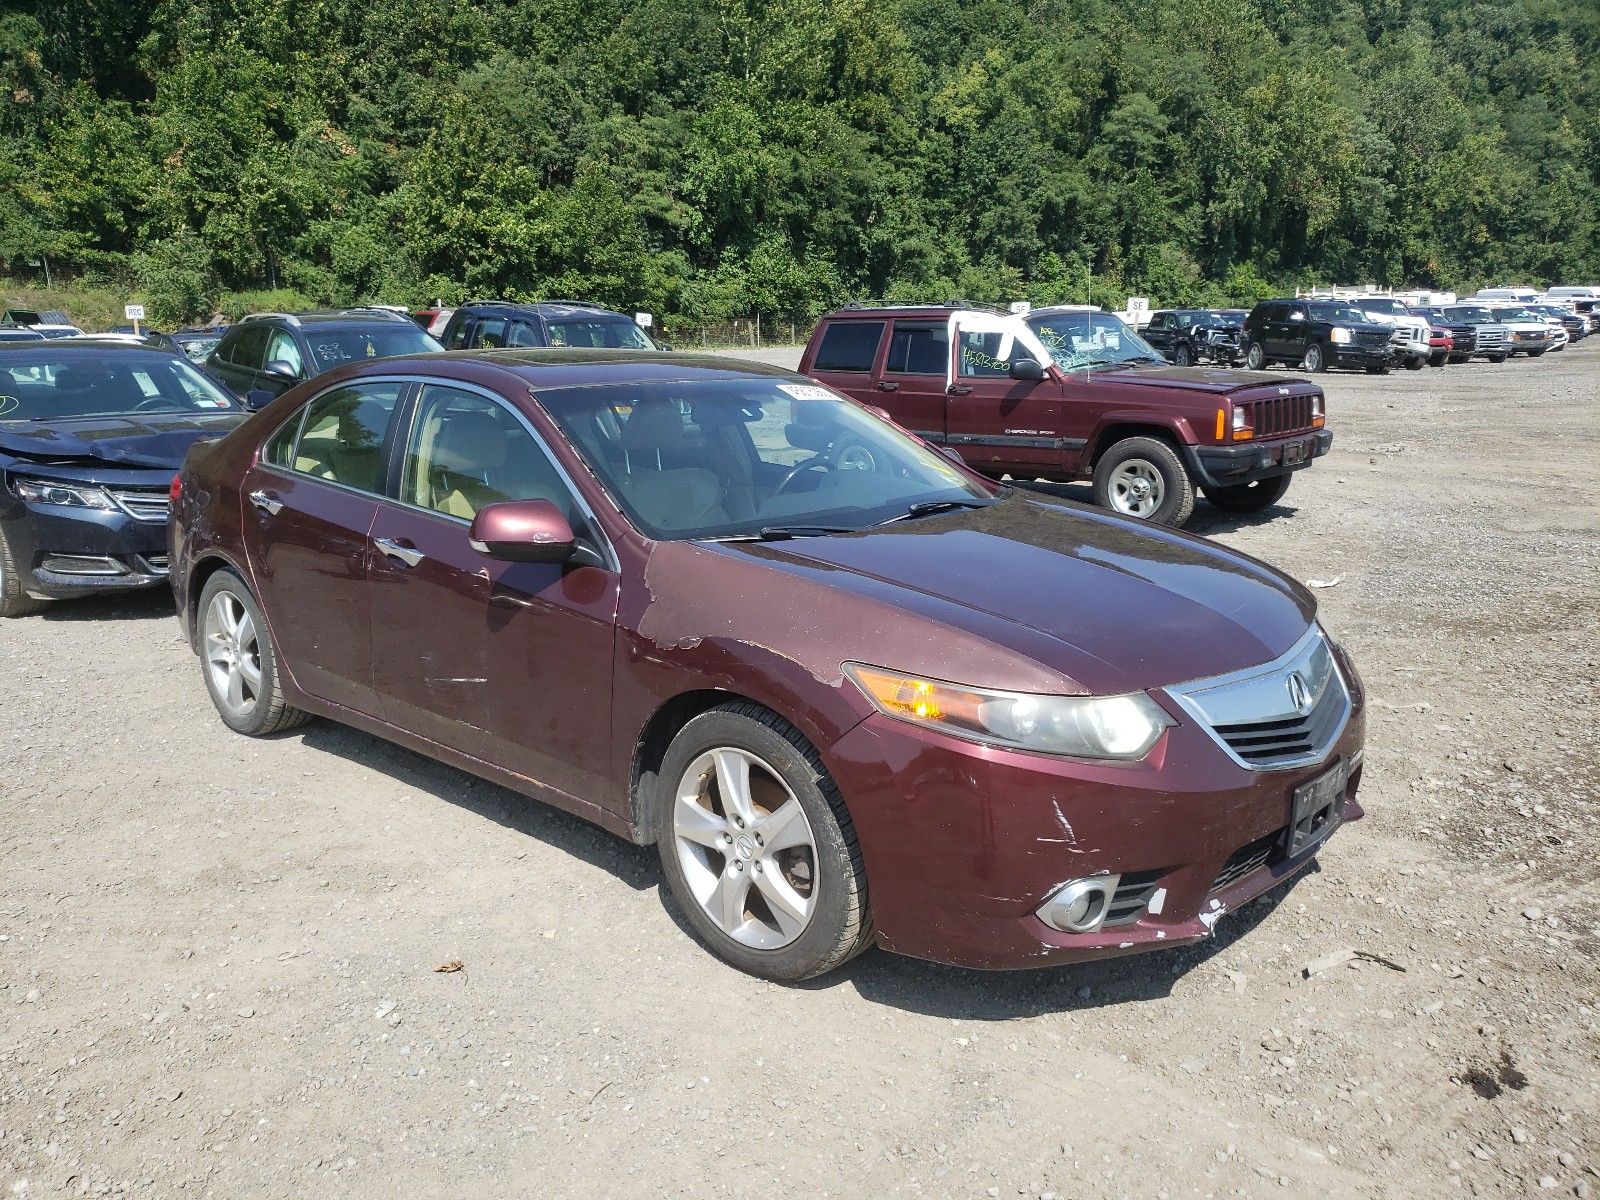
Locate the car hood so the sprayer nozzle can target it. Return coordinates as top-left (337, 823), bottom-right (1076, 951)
top-left (648, 495), bottom-right (1316, 697)
top-left (0, 413), bottom-right (244, 468)
top-left (1078, 365), bottom-right (1322, 399)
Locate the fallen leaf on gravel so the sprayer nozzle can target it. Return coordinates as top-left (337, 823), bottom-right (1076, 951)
top-left (1305, 575), bottom-right (1344, 589)
top-left (1303, 947), bottom-right (1356, 977)
top-left (434, 960), bottom-right (464, 973)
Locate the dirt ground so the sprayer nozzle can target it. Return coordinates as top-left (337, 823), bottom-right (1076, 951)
top-left (2, 346), bottom-right (1596, 1199)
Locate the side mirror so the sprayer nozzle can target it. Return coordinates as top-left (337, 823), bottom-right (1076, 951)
top-left (243, 388), bottom-right (276, 411)
top-left (1008, 358), bottom-right (1045, 381)
top-left (263, 360), bottom-right (300, 381)
top-left (470, 499), bottom-right (601, 566)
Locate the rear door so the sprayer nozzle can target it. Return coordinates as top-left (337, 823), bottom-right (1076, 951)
top-left (879, 319), bottom-right (950, 444)
top-left (239, 379), bottom-right (408, 714)
top-left (805, 319), bottom-right (886, 412)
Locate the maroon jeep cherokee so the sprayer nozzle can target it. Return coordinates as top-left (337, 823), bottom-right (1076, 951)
top-left (170, 349), bottom-right (1365, 981)
top-left (801, 304), bottom-right (1333, 526)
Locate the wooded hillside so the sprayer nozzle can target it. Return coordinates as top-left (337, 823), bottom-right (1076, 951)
top-left (3, 0), bottom-right (1596, 326)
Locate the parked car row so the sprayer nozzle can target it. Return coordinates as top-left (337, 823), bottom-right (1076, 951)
top-left (2, 311), bottom-right (1367, 984)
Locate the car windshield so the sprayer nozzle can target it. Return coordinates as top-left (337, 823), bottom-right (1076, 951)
top-left (1308, 304), bottom-right (1370, 323)
top-left (544, 318), bottom-right (656, 350)
top-left (1354, 298), bottom-right (1406, 316)
top-left (305, 324), bottom-right (441, 371)
top-left (1024, 312), bottom-right (1162, 369)
top-left (1491, 308), bottom-right (1539, 321)
top-left (1445, 306), bottom-right (1492, 322)
top-left (0, 350), bottom-right (238, 421)
top-left (538, 377), bottom-right (997, 540)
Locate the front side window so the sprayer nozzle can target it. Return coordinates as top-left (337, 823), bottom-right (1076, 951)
top-left (471, 317), bottom-right (509, 349)
top-left (282, 382), bottom-right (404, 492)
top-left (957, 329), bottom-right (1036, 378)
top-left (400, 385), bottom-right (571, 520)
top-left (811, 321), bottom-right (884, 372)
top-left (265, 330), bottom-right (304, 376)
top-left (506, 320), bottom-right (542, 348)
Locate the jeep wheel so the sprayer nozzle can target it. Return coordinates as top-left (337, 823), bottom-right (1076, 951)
top-left (1203, 474), bottom-right (1292, 514)
top-left (1092, 437), bottom-right (1196, 526)
top-left (1174, 343), bottom-right (1193, 367)
top-left (1301, 343), bottom-right (1327, 373)
top-left (1245, 341), bottom-right (1266, 371)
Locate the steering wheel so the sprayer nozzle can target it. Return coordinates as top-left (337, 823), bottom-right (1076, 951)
top-left (773, 454), bottom-right (834, 496)
top-left (133, 397), bottom-right (179, 412)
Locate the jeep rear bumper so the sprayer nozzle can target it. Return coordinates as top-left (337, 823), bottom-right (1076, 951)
top-left (1185, 430), bottom-right (1333, 488)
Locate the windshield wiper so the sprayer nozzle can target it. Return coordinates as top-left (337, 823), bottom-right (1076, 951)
top-left (870, 498), bottom-right (995, 528)
top-left (752, 525), bottom-right (860, 540)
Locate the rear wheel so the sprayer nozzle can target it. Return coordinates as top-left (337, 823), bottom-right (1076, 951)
top-left (1301, 342), bottom-right (1326, 373)
top-left (0, 528), bottom-right (47, 618)
top-left (1091, 437), bottom-right (1196, 526)
top-left (197, 569), bottom-right (311, 736)
top-left (1204, 474), bottom-right (1292, 513)
top-left (656, 703), bottom-right (873, 981)
top-left (1245, 341), bottom-right (1266, 371)
top-left (1174, 343), bottom-right (1193, 367)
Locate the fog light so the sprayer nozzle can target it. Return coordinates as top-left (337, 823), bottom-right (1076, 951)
top-left (41, 555), bottom-right (128, 576)
top-left (1037, 875), bottom-right (1121, 933)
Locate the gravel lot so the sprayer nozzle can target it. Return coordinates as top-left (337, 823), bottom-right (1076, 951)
top-left (2, 347), bottom-right (1596, 1199)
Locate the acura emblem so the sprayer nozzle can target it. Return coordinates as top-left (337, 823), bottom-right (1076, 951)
top-left (1286, 672), bottom-right (1312, 716)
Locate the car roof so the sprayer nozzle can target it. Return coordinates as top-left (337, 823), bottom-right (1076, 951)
top-left (305, 348), bottom-right (799, 395)
top-left (234, 308), bottom-right (420, 329)
top-left (0, 340), bottom-right (185, 359)
top-left (455, 299), bottom-right (636, 320)
top-left (822, 303), bottom-right (1001, 319)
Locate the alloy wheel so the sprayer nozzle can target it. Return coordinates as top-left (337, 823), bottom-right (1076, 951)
top-left (1106, 459), bottom-right (1166, 518)
top-left (673, 746), bottom-right (818, 949)
top-left (204, 591), bottom-right (263, 718)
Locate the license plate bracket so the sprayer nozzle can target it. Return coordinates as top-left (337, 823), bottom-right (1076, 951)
top-left (1286, 760), bottom-right (1347, 857)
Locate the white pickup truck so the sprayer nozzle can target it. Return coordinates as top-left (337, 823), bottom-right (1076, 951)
top-left (1351, 297), bottom-right (1432, 369)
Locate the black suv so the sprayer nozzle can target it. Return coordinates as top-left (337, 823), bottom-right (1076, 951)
top-left (1141, 309), bottom-right (1248, 367)
top-left (1243, 300), bottom-right (1395, 374)
top-left (439, 300), bottom-right (660, 351)
top-left (206, 309), bottom-right (442, 407)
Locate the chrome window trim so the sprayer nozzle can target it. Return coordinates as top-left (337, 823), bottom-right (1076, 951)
top-left (1163, 624), bottom-right (1353, 772)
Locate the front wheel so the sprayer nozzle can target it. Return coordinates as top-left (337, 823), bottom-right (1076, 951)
top-left (1204, 474), bottom-right (1292, 513)
top-left (1174, 343), bottom-right (1193, 367)
top-left (197, 569), bottom-right (311, 736)
top-left (656, 703), bottom-right (873, 981)
top-left (1302, 342), bottom-right (1326, 373)
top-left (1404, 355), bottom-right (1426, 371)
top-left (1245, 341), bottom-right (1266, 371)
top-left (0, 528), bottom-right (47, 618)
top-left (1091, 437), bottom-right (1196, 526)
top-left (1428, 353), bottom-right (1448, 368)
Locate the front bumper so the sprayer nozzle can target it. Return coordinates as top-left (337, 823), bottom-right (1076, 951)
top-left (826, 671), bottom-right (1366, 970)
top-left (1329, 346), bottom-right (1392, 370)
top-left (1, 505), bottom-right (171, 600)
top-left (1186, 429), bottom-right (1333, 488)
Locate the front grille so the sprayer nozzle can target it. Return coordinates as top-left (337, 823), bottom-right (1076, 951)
top-left (1353, 329), bottom-right (1390, 350)
top-left (106, 487), bottom-right (171, 524)
top-left (1475, 327), bottom-right (1506, 349)
top-left (1213, 678), bottom-right (1347, 767)
top-left (1102, 870), bottom-right (1164, 928)
top-left (1242, 393), bottom-right (1315, 437)
top-left (1211, 832), bottom-right (1280, 893)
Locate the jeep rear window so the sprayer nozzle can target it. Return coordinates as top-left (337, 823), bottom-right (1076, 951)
top-left (812, 322), bottom-right (884, 372)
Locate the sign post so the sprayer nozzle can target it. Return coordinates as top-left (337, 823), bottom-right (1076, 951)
top-left (124, 303), bottom-right (146, 336)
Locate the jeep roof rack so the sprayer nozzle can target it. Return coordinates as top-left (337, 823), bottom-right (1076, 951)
top-left (537, 299), bottom-right (613, 312)
top-left (839, 298), bottom-right (985, 311)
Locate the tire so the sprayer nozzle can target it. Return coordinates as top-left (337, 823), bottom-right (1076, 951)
top-left (1245, 341), bottom-right (1266, 371)
top-left (1204, 473), bottom-right (1292, 513)
top-left (0, 527), bottom-right (47, 618)
top-left (1174, 343), bottom-right (1193, 367)
top-left (1488, 354), bottom-right (1507, 364)
top-left (1404, 355), bottom-right (1425, 370)
top-left (196, 568), bottom-right (311, 736)
top-left (656, 703), bottom-right (873, 982)
top-left (1364, 363), bottom-right (1391, 376)
top-left (1302, 342), bottom-right (1326, 373)
top-left (1091, 437), bottom-right (1196, 526)
top-left (1428, 353), bottom-right (1448, 368)
top-left (1527, 348), bottom-right (1546, 357)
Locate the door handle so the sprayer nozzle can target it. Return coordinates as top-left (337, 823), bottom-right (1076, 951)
top-left (875, 380), bottom-right (899, 392)
top-left (947, 385), bottom-right (973, 396)
top-left (248, 491), bottom-right (283, 516)
top-left (374, 537), bottom-right (425, 568)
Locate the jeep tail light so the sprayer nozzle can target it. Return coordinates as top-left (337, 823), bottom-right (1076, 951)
top-left (1231, 405), bottom-right (1253, 440)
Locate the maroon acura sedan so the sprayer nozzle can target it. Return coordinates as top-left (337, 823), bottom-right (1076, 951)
top-left (170, 349), bottom-right (1366, 980)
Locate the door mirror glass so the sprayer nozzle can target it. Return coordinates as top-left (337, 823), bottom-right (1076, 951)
top-left (470, 499), bottom-right (579, 563)
top-left (1008, 358), bottom-right (1045, 381)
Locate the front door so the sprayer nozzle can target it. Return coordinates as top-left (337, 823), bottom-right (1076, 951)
top-left (367, 383), bottom-right (620, 806)
top-left (945, 320), bottom-right (1064, 472)
top-left (241, 379), bottom-right (407, 713)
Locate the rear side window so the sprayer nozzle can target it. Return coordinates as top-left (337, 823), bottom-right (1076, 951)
top-left (442, 313), bottom-right (473, 350)
top-left (885, 322), bottom-right (949, 374)
top-left (282, 382), bottom-right (405, 493)
top-left (812, 321), bottom-right (884, 372)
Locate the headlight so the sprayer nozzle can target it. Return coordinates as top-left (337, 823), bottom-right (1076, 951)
top-left (844, 664), bottom-right (1173, 760)
top-left (12, 478), bottom-right (117, 511)
top-left (1231, 404), bottom-right (1253, 440)
top-left (1330, 327), bottom-right (1352, 344)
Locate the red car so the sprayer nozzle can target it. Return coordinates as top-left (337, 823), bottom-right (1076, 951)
top-left (169, 349), bottom-right (1366, 980)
